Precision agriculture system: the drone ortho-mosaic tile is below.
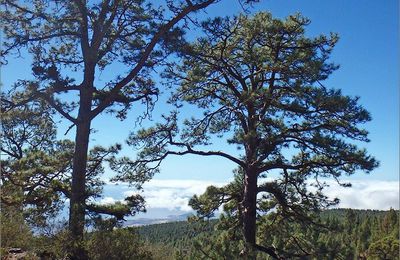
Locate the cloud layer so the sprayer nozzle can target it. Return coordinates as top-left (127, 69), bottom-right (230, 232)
top-left (124, 179), bottom-right (228, 212)
top-left (324, 180), bottom-right (399, 210)
top-left (100, 179), bottom-right (399, 215)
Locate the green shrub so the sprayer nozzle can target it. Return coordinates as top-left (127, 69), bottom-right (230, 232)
top-left (0, 207), bottom-right (35, 250)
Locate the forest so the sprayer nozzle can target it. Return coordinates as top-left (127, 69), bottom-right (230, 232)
top-left (137, 208), bottom-right (399, 259)
top-left (1, 208), bottom-right (399, 259)
top-left (0, 0), bottom-right (398, 259)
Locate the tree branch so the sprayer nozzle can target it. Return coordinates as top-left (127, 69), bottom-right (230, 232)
top-left (90, 0), bottom-right (217, 119)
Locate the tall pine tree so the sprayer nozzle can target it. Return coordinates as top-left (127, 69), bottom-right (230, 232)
top-left (1, 1), bottom-right (259, 258)
top-left (130, 12), bottom-right (378, 258)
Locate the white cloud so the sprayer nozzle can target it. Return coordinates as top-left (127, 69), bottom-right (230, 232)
top-left (124, 179), bottom-right (228, 212)
top-left (88, 196), bottom-right (126, 206)
top-left (109, 178), bottom-right (399, 212)
top-left (98, 197), bottom-right (119, 205)
top-left (324, 180), bottom-right (399, 210)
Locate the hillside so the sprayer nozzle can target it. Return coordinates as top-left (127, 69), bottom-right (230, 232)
top-left (136, 208), bottom-right (399, 259)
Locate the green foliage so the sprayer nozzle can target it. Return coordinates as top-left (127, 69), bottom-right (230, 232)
top-left (0, 3), bottom-right (386, 258)
top-left (189, 172), bottom-right (243, 219)
top-left (86, 221), bottom-right (152, 260)
top-left (137, 209), bottom-right (399, 260)
top-left (1, 99), bottom-right (72, 227)
top-left (1, 1), bottom-right (251, 257)
top-left (131, 11), bottom-right (378, 257)
top-left (0, 206), bottom-right (35, 251)
top-left (137, 220), bottom-right (216, 251)
top-left (0, 95), bottom-right (148, 226)
top-left (368, 236), bottom-right (399, 260)
top-left (0, 215), bottom-right (153, 260)
top-left (1, 208), bottom-right (398, 259)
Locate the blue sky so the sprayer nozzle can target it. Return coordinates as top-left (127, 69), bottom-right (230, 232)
top-left (97, 0), bottom-right (398, 182)
top-left (2, 0), bottom-right (399, 215)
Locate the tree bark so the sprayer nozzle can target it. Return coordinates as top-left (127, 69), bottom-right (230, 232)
top-left (242, 168), bottom-right (258, 258)
top-left (69, 88), bottom-right (92, 260)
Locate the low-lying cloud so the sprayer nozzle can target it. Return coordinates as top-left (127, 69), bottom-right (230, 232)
top-left (124, 179), bottom-right (228, 212)
top-left (324, 180), bottom-right (399, 210)
top-left (102, 178), bottom-right (398, 213)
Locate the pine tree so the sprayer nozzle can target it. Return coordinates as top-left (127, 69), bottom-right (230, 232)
top-left (1, 92), bottom-right (149, 228)
top-left (1, 1), bottom-right (258, 257)
top-left (131, 12), bottom-right (378, 258)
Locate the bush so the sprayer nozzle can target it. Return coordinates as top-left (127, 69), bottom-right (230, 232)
top-left (0, 207), bottom-right (35, 251)
top-left (85, 218), bottom-right (152, 260)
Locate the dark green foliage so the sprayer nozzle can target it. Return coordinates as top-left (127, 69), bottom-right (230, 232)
top-left (368, 236), bottom-right (399, 260)
top-left (1, 98), bottom-right (72, 227)
top-left (1, 207), bottom-right (397, 259)
top-left (320, 208), bottom-right (390, 222)
top-left (0, 96), bottom-right (147, 227)
top-left (130, 11), bottom-right (378, 257)
top-left (137, 209), bottom-right (399, 260)
top-left (0, 3), bottom-right (387, 258)
top-left (0, 216), bottom-right (153, 259)
top-left (0, 206), bottom-right (35, 252)
top-left (190, 172), bottom-right (243, 220)
top-left (137, 220), bottom-right (217, 251)
top-left (1, 1), bottom-right (259, 257)
top-left (86, 220), bottom-right (153, 260)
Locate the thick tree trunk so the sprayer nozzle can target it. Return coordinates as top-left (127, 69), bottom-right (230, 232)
top-left (69, 88), bottom-right (92, 260)
top-left (69, 120), bottom-right (91, 260)
top-left (242, 168), bottom-right (258, 257)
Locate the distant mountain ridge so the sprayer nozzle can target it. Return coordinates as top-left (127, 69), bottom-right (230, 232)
top-left (124, 208), bottom-right (395, 227)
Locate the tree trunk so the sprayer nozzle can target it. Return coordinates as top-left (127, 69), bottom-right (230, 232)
top-left (242, 168), bottom-right (258, 258)
top-left (69, 120), bottom-right (90, 259)
top-left (69, 88), bottom-right (92, 260)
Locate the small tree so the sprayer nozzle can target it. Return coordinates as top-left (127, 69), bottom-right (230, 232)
top-left (131, 12), bottom-right (378, 258)
top-left (1, 94), bottom-right (147, 228)
top-left (1, 97), bottom-right (72, 227)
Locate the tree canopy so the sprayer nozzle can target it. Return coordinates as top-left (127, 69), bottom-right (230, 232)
top-left (1, 1), bottom-right (385, 258)
top-left (2, 1), bottom-right (263, 257)
top-left (130, 12), bottom-right (378, 258)
top-left (0, 92), bottom-right (148, 229)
